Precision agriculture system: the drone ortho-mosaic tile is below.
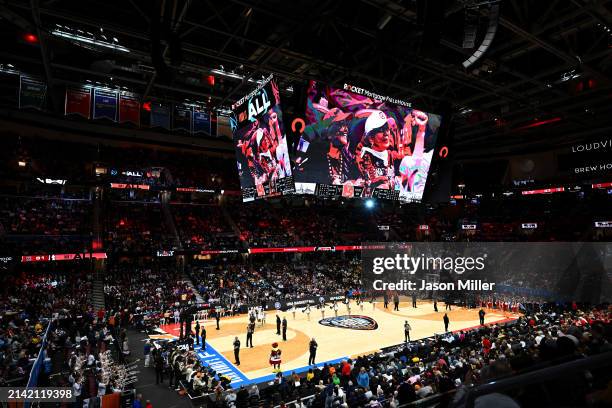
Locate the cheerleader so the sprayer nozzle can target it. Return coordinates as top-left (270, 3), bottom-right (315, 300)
top-left (269, 342), bottom-right (282, 373)
top-left (303, 304), bottom-right (312, 321)
top-left (357, 298), bottom-right (364, 312)
top-left (318, 302), bottom-right (326, 319)
top-left (371, 295), bottom-right (377, 310)
top-left (344, 298), bottom-right (351, 315)
top-left (291, 304), bottom-right (297, 320)
top-left (259, 309), bottom-right (266, 327)
top-left (330, 301), bottom-right (339, 317)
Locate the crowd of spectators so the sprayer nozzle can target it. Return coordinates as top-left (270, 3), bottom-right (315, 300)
top-left (104, 201), bottom-right (175, 255)
top-left (187, 254), bottom-right (362, 308)
top-left (0, 262), bottom-right (93, 387)
top-left (147, 303), bottom-right (611, 408)
top-left (104, 261), bottom-right (197, 328)
top-left (171, 203), bottom-right (241, 251)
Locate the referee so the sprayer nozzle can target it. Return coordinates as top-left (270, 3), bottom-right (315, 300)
top-left (404, 320), bottom-right (412, 342)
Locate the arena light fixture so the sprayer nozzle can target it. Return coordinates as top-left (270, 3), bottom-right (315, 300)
top-left (365, 198), bottom-right (375, 209)
top-left (51, 29), bottom-right (130, 53)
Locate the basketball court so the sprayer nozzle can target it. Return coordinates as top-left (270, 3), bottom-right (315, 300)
top-left (153, 301), bottom-right (520, 387)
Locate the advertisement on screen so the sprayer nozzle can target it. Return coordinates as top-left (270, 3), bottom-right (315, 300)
top-left (293, 81), bottom-right (441, 202)
top-left (232, 75), bottom-right (294, 202)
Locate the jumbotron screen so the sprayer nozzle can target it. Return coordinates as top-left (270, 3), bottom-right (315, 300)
top-left (293, 81), bottom-right (442, 202)
top-left (232, 75), bottom-right (295, 202)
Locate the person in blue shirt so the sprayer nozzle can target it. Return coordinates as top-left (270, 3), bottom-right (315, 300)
top-left (132, 393), bottom-right (143, 408)
top-left (356, 367), bottom-right (370, 389)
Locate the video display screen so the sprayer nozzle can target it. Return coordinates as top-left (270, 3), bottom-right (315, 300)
top-left (293, 81), bottom-right (442, 202)
top-left (232, 75), bottom-right (295, 202)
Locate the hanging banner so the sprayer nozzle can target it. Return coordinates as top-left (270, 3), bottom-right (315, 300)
top-left (93, 88), bottom-right (118, 121)
top-left (150, 102), bottom-right (170, 129)
top-left (65, 88), bottom-right (91, 118)
top-left (19, 76), bottom-right (46, 110)
top-left (193, 110), bottom-right (211, 135)
top-left (119, 94), bottom-right (140, 125)
top-left (173, 104), bottom-right (192, 132)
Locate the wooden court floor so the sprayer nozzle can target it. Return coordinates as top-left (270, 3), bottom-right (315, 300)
top-left (167, 301), bottom-right (520, 380)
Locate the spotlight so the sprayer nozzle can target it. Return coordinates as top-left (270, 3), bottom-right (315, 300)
top-left (365, 199), bottom-right (375, 209)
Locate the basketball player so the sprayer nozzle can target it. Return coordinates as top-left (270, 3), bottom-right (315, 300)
top-left (259, 308), bottom-right (266, 327)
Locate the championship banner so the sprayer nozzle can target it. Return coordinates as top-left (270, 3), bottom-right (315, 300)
top-left (93, 88), bottom-right (118, 121)
top-left (193, 110), bottom-right (211, 134)
top-left (65, 88), bottom-right (91, 118)
top-left (19, 76), bottom-right (46, 110)
top-left (173, 104), bottom-right (192, 132)
top-left (119, 94), bottom-right (140, 125)
top-left (150, 102), bottom-right (171, 129)
top-left (232, 74), bottom-right (295, 202)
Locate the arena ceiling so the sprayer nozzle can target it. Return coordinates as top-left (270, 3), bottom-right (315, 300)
top-left (0, 0), bottom-right (610, 159)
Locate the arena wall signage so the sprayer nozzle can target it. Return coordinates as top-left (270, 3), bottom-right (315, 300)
top-left (594, 221), bottom-right (612, 228)
top-left (461, 224), bottom-right (477, 230)
top-left (558, 138), bottom-right (612, 176)
top-left (232, 74), bottom-right (295, 202)
top-left (249, 294), bottom-right (347, 312)
top-left (592, 182), bottom-right (612, 189)
top-left (110, 183), bottom-right (150, 190)
top-left (36, 178), bottom-right (67, 185)
top-left (293, 80), bottom-right (441, 202)
top-left (21, 252), bottom-right (107, 263)
top-left (248, 245), bottom-right (386, 254)
top-left (521, 187), bottom-right (564, 195)
top-left (175, 187), bottom-right (216, 193)
top-left (521, 223), bottom-right (538, 229)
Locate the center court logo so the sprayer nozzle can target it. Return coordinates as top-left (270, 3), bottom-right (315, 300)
top-left (319, 315), bottom-right (378, 330)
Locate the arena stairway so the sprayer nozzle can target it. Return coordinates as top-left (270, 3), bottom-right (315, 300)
top-left (91, 186), bottom-right (106, 311)
top-left (92, 274), bottom-right (106, 310)
top-left (220, 204), bottom-right (246, 249)
top-left (160, 191), bottom-right (183, 249)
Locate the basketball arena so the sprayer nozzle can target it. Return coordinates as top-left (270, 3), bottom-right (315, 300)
top-left (0, 1), bottom-right (610, 408)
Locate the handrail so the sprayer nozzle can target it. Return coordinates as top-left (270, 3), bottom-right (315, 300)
top-left (24, 319), bottom-right (56, 408)
top-left (273, 393), bottom-right (316, 408)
